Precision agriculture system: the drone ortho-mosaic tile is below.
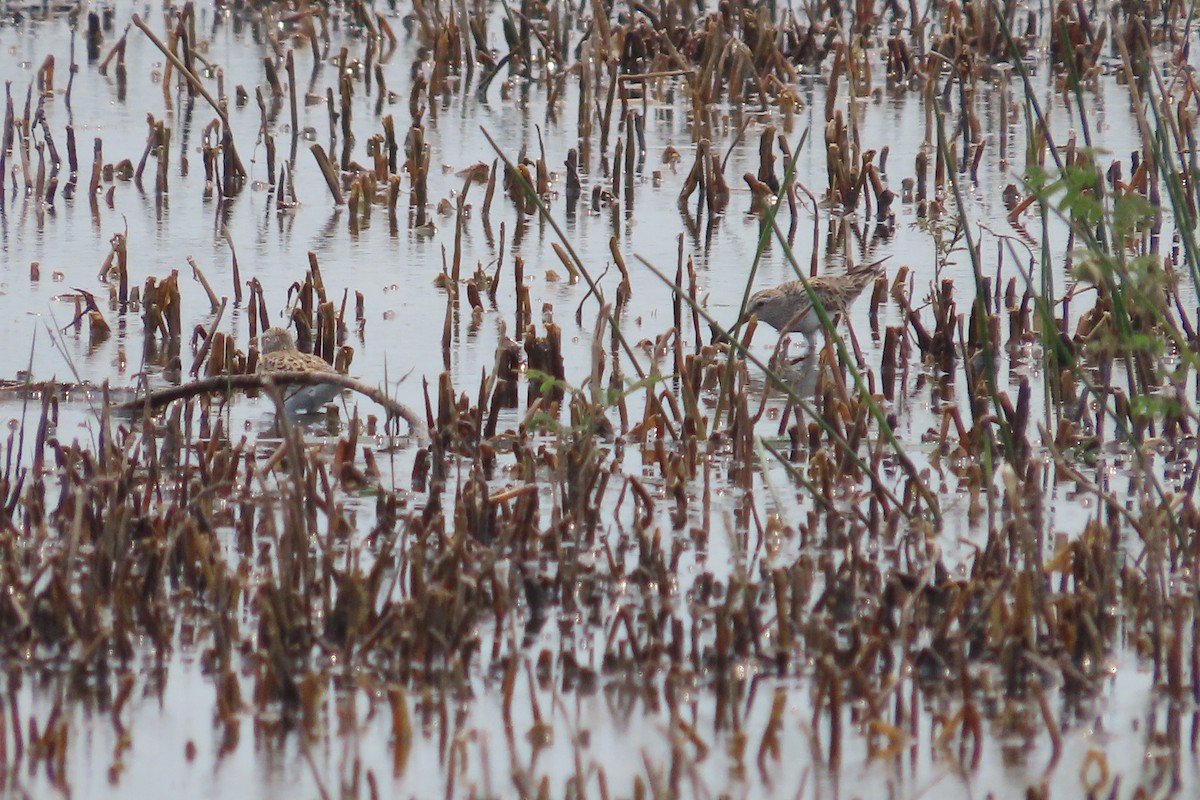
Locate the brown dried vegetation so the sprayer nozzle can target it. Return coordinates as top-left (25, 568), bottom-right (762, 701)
top-left (0, 0), bottom-right (1199, 796)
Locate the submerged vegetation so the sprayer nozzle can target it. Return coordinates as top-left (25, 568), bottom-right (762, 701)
top-left (0, 0), bottom-right (1198, 796)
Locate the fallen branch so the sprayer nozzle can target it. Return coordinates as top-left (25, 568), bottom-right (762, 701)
top-left (113, 372), bottom-right (429, 442)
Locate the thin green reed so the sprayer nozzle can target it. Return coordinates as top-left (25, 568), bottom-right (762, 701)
top-left (706, 123), bottom-right (944, 522)
top-left (993, 7), bottom-right (1072, 429)
top-left (479, 126), bottom-right (648, 385)
top-left (636, 253), bottom-right (938, 525)
top-left (714, 125), bottom-right (809, 429)
top-left (928, 50), bottom-right (1015, 473)
top-left (1129, 24), bottom-right (1200, 295)
top-left (482, 120), bottom-right (942, 522)
top-left (997, 7), bottom-right (1189, 536)
top-left (755, 205), bottom-right (943, 524)
top-left (996, 6), bottom-right (1142, 408)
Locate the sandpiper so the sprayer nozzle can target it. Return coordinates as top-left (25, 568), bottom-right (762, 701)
top-left (257, 326), bottom-right (343, 414)
top-left (744, 257), bottom-right (888, 348)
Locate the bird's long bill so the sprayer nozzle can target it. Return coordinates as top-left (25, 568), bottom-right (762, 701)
top-left (851, 254), bottom-right (892, 276)
top-left (710, 315), bottom-right (756, 346)
top-left (710, 319), bottom-right (738, 345)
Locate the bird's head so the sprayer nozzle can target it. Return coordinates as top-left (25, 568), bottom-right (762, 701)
top-left (259, 327), bottom-right (296, 355)
top-left (742, 288), bottom-right (787, 331)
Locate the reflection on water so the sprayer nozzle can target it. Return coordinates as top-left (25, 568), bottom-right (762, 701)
top-left (0, 0), bottom-right (1195, 798)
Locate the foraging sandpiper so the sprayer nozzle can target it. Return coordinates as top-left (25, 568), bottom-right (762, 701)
top-left (744, 257), bottom-right (888, 348)
top-left (257, 326), bottom-right (342, 414)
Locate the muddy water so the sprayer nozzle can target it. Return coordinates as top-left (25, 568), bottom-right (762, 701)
top-left (0, 2), bottom-right (1194, 799)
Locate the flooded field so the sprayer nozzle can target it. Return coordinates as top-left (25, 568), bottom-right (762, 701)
top-left (0, 0), bottom-right (1198, 797)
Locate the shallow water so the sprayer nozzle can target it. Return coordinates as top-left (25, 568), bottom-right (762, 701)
top-left (0, 1), bottom-right (1197, 798)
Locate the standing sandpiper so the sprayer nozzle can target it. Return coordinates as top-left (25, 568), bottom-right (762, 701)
top-left (257, 326), bottom-right (343, 414)
top-left (744, 257), bottom-right (888, 349)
